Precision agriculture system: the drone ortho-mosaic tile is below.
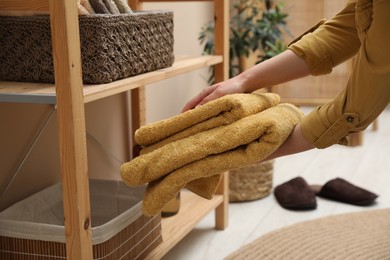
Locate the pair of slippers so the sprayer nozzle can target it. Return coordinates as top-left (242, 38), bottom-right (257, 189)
top-left (274, 177), bottom-right (378, 210)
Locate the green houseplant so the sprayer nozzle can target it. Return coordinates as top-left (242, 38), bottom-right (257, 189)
top-left (199, 0), bottom-right (290, 83)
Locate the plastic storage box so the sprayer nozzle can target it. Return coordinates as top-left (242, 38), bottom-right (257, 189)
top-left (0, 179), bottom-right (162, 259)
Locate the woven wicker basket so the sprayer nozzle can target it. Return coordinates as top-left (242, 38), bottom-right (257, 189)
top-left (229, 160), bottom-right (274, 202)
top-left (0, 11), bottom-right (174, 84)
top-left (0, 179), bottom-right (162, 259)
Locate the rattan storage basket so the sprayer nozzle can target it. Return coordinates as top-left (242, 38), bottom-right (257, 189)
top-left (0, 179), bottom-right (162, 259)
top-left (0, 11), bottom-right (174, 84)
top-left (229, 160), bottom-right (274, 202)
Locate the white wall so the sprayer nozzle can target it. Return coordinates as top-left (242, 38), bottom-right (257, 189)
top-left (0, 3), bottom-right (215, 210)
top-left (143, 2), bottom-right (214, 123)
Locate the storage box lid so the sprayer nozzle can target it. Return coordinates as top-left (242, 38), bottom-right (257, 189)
top-left (0, 179), bottom-right (146, 244)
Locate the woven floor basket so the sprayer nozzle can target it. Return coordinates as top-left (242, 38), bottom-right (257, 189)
top-left (0, 11), bottom-right (174, 84)
top-left (229, 160), bottom-right (274, 202)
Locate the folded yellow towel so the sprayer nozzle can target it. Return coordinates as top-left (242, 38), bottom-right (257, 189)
top-left (136, 93), bottom-right (280, 149)
top-left (89, 0), bottom-right (110, 14)
top-left (186, 174), bottom-right (223, 199)
top-left (136, 93), bottom-right (280, 198)
top-left (113, 0), bottom-right (133, 13)
top-left (80, 0), bottom-right (96, 14)
top-left (121, 103), bottom-right (304, 216)
top-left (78, 4), bottom-right (90, 15)
top-left (102, 0), bottom-right (120, 14)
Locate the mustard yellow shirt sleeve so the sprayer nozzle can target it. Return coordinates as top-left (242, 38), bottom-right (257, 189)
top-left (288, 0), bottom-right (360, 75)
top-left (288, 0), bottom-right (390, 148)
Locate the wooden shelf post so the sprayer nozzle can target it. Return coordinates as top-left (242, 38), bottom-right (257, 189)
top-left (213, 0), bottom-right (229, 83)
top-left (213, 0), bottom-right (229, 230)
top-left (49, 0), bottom-right (93, 259)
top-left (0, 0), bottom-right (229, 258)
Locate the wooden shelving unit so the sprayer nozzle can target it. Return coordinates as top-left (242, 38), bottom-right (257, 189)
top-left (0, 56), bottom-right (222, 104)
top-left (0, 0), bottom-right (229, 259)
top-left (146, 191), bottom-right (224, 259)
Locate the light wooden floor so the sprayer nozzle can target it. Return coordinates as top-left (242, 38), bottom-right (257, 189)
top-left (163, 106), bottom-right (390, 260)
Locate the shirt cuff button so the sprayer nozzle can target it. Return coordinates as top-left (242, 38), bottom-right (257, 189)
top-left (346, 116), bottom-right (354, 123)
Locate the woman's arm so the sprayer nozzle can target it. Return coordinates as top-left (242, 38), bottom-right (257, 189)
top-left (264, 123), bottom-right (315, 161)
top-left (182, 1), bottom-right (359, 112)
top-left (182, 49), bottom-right (311, 112)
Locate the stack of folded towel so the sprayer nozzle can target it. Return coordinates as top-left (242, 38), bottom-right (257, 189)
top-left (78, 0), bottom-right (133, 15)
top-left (121, 93), bottom-right (304, 216)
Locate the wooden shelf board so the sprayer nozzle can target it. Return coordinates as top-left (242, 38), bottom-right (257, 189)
top-left (0, 0), bottom-right (49, 16)
top-left (0, 55), bottom-right (222, 104)
top-left (145, 191), bottom-right (224, 260)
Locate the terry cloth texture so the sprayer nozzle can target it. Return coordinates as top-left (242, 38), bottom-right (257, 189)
top-left (102, 0), bottom-right (120, 14)
top-left (136, 93), bottom-right (280, 149)
top-left (89, 0), bottom-right (110, 13)
top-left (113, 0), bottom-right (133, 13)
top-left (121, 94), bottom-right (304, 216)
top-left (225, 208), bottom-right (390, 260)
top-left (80, 0), bottom-right (96, 14)
top-left (78, 4), bottom-right (90, 15)
top-left (136, 93), bottom-right (280, 198)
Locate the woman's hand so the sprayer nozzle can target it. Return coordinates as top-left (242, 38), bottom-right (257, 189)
top-left (181, 76), bottom-right (246, 112)
top-left (182, 50), bottom-right (312, 112)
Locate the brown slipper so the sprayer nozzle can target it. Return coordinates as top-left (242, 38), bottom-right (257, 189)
top-left (310, 178), bottom-right (378, 206)
top-left (274, 177), bottom-right (317, 210)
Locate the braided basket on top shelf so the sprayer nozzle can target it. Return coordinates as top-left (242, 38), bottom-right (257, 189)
top-left (0, 11), bottom-right (174, 84)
